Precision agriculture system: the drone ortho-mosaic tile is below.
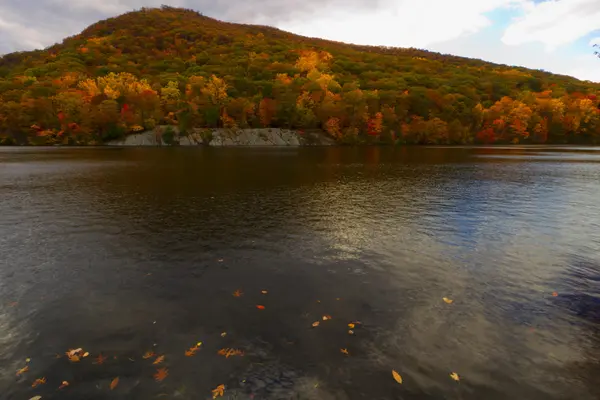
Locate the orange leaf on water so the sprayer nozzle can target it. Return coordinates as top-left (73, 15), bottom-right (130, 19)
top-left (312, 321), bottom-right (320, 327)
top-left (32, 377), bottom-right (46, 388)
top-left (110, 377), bottom-right (119, 390)
top-left (450, 372), bottom-right (460, 382)
top-left (233, 289), bottom-right (243, 297)
top-left (322, 315), bottom-right (332, 321)
top-left (93, 353), bottom-right (107, 365)
top-left (256, 305), bottom-right (265, 310)
top-left (261, 290), bottom-right (268, 294)
top-left (392, 370), bottom-right (403, 384)
top-left (212, 384), bottom-right (225, 398)
top-left (153, 355), bottom-right (165, 365)
top-left (59, 381), bottom-right (69, 389)
top-left (16, 366), bottom-right (29, 376)
top-left (443, 297), bottom-right (454, 304)
top-left (217, 348), bottom-right (244, 358)
top-left (552, 291), bottom-right (558, 297)
top-left (340, 348), bottom-right (349, 355)
top-left (154, 367), bottom-right (168, 382)
top-left (348, 323), bottom-right (355, 329)
top-left (142, 351), bottom-right (155, 359)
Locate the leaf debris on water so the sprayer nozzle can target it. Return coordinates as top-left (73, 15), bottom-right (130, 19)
top-left (552, 291), bottom-right (558, 297)
top-left (221, 332), bottom-right (227, 337)
top-left (443, 297), bottom-right (454, 304)
top-left (154, 368), bottom-right (168, 382)
top-left (142, 351), bottom-right (155, 359)
top-left (348, 330), bottom-right (354, 335)
top-left (212, 384), bottom-right (225, 398)
top-left (392, 370), bottom-right (403, 384)
top-left (256, 305), bottom-right (265, 310)
top-left (233, 289), bottom-right (243, 297)
top-left (340, 348), bottom-right (349, 356)
top-left (312, 321), bottom-right (320, 327)
top-left (218, 348), bottom-right (244, 358)
top-left (153, 355), bottom-right (165, 365)
top-left (450, 372), bottom-right (460, 382)
top-left (29, 397), bottom-right (42, 400)
top-left (32, 377), bottom-right (46, 388)
top-left (16, 366), bottom-right (29, 376)
top-left (322, 315), bottom-right (332, 321)
top-left (185, 342), bottom-right (202, 357)
top-left (348, 323), bottom-right (355, 329)
top-left (261, 290), bottom-right (268, 294)
top-left (93, 353), bottom-right (107, 365)
top-left (59, 381), bottom-right (69, 389)
top-left (110, 377), bottom-right (119, 390)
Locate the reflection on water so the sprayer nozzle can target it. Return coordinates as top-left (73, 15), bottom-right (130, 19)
top-left (0, 146), bottom-right (599, 399)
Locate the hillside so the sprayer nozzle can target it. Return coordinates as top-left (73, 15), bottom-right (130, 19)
top-left (1, 5), bottom-right (599, 145)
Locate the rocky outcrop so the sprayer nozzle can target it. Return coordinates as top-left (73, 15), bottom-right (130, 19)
top-left (106, 127), bottom-right (335, 146)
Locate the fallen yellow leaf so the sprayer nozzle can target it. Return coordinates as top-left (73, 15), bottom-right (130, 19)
top-left (212, 384), bottom-right (225, 398)
top-left (348, 330), bottom-right (354, 335)
top-left (261, 290), bottom-right (268, 294)
top-left (82, 352), bottom-right (89, 358)
top-left (26, 358), bottom-right (31, 363)
top-left (32, 377), bottom-right (46, 388)
top-left (312, 321), bottom-right (320, 327)
top-left (59, 381), bottom-right (69, 389)
top-left (322, 315), bottom-right (332, 321)
top-left (450, 372), bottom-right (460, 381)
top-left (340, 348), bottom-right (349, 355)
top-left (153, 355), bottom-right (165, 365)
top-left (110, 377), bottom-right (119, 390)
top-left (16, 366), bottom-right (29, 376)
top-left (443, 297), bottom-right (454, 304)
top-left (154, 367), bottom-right (168, 382)
top-left (221, 332), bottom-right (227, 337)
top-left (392, 370), bottom-right (402, 384)
top-left (29, 396), bottom-right (42, 400)
top-left (66, 348), bottom-right (82, 357)
top-left (348, 323), bottom-right (355, 329)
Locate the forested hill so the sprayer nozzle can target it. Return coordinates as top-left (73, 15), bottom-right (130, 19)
top-left (1, 6), bottom-right (599, 145)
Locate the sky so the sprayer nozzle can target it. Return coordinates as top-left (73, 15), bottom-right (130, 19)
top-left (0, 0), bottom-right (598, 82)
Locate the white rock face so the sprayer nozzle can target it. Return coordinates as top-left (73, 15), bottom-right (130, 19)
top-left (106, 128), bottom-right (335, 146)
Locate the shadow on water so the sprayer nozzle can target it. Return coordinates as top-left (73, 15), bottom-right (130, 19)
top-left (0, 146), bottom-right (600, 399)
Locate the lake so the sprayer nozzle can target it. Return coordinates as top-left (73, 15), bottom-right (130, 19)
top-left (1, 146), bottom-right (599, 400)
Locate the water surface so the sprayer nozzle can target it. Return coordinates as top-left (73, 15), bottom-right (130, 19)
top-left (1, 146), bottom-right (599, 399)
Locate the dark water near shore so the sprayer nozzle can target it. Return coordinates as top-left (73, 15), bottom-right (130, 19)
top-left (1, 146), bottom-right (600, 400)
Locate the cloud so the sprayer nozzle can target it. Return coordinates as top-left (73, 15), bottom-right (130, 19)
top-left (502, 0), bottom-right (600, 50)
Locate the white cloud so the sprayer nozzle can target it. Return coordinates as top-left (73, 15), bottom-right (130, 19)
top-left (502, 0), bottom-right (600, 49)
top-left (279, 0), bottom-right (523, 48)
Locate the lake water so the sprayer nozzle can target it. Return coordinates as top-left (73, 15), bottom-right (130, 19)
top-left (1, 146), bottom-right (599, 400)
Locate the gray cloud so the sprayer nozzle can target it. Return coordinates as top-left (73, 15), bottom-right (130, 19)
top-left (0, 0), bottom-right (387, 54)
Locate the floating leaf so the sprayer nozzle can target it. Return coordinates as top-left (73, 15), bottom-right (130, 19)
top-left (322, 315), bottom-right (332, 321)
top-left (221, 332), bottom-right (227, 337)
top-left (552, 291), bottom-right (558, 297)
top-left (16, 366), bottom-right (29, 376)
top-left (217, 348), bottom-right (244, 358)
top-left (233, 289), bottom-right (243, 297)
top-left (26, 358), bottom-right (31, 363)
top-left (348, 330), bottom-right (354, 335)
top-left (185, 343), bottom-right (202, 357)
top-left (82, 352), bottom-right (89, 358)
top-left (450, 372), bottom-right (460, 381)
top-left (312, 321), bottom-right (320, 327)
top-left (212, 384), bottom-right (225, 398)
top-left (29, 397), bottom-right (42, 400)
top-left (392, 370), bottom-right (402, 384)
top-left (66, 348), bottom-right (82, 357)
top-left (154, 367), bottom-right (168, 382)
top-left (340, 348), bottom-right (349, 355)
top-left (256, 305), bottom-right (265, 310)
top-left (153, 355), bottom-right (165, 365)
top-left (110, 377), bottom-right (119, 390)
top-left (32, 377), bottom-right (46, 388)
top-left (443, 297), bottom-right (453, 304)
top-left (348, 323), bottom-right (355, 329)
top-left (93, 353), bottom-right (107, 365)
top-left (261, 290), bottom-right (268, 294)
top-left (142, 351), bottom-right (155, 359)
top-left (59, 381), bottom-right (69, 389)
